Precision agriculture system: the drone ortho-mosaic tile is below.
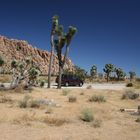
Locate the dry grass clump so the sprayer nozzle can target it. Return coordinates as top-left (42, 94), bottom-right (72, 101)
top-left (18, 95), bottom-right (43, 108)
top-left (28, 100), bottom-right (41, 108)
top-left (136, 117), bottom-right (140, 123)
top-left (41, 117), bottom-right (69, 126)
top-left (89, 95), bottom-right (106, 103)
top-left (62, 89), bottom-right (71, 96)
top-left (18, 96), bottom-right (55, 109)
top-left (0, 95), bottom-right (13, 103)
top-left (18, 95), bottom-right (32, 108)
top-left (12, 112), bottom-right (36, 126)
top-left (86, 85), bottom-right (92, 89)
top-left (121, 90), bottom-right (139, 100)
top-left (68, 95), bottom-right (77, 102)
top-left (0, 75), bottom-right (11, 83)
top-left (80, 108), bottom-right (94, 122)
top-left (80, 92), bottom-right (84, 95)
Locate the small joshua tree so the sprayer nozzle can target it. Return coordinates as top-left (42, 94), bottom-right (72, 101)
top-left (103, 63), bottom-right (114, 82)
top-left (48, 15), bottom-right (77, 89)
top-left (115, 67), bottom-right (126, 81)
top-left (90, 65), bottom-right (97, 79)
top-left (129, 71), bottom-right (136, 81)
top-left (10, 57), bottom-right (40, 89)
top-left (28, 67), bottom-right (39, 86)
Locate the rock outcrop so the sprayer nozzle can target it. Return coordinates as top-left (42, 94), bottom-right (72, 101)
top-left (0, 35), bottom-right (74, 75)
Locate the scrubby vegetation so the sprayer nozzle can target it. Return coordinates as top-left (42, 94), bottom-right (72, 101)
top-left (68, 95), bottom-right (77, 102)
top-left (89, 95), bottom-right (106, 102)
top-left (121, 90), bottom-right (139, 100)
top-left (126, 83), bottom-right (133, 87)
top-left (80, 108), bottom-right (94, 122)
top-left (136, 117), bottom-right (140, 123)
top-left (62, 89), bottom-right (70, 96)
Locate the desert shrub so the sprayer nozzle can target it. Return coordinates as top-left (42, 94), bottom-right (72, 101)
top-left (0, 83), bottom-right (5, 88)
top-left (42, 117), bottom-right (69, 126)
top-left (126, 83), bottom-right (133, 87)
top-left (12, 113), bottom-right (36, 126)
top-left (0, 96), bottom-right (13, 103)
top-left (18, 95), bottom-right (32, 108)
top-left (68, 95), bottom-right (77, 102)
top-left (28, 100), bottom-right (41, 108)
top-left (45, 107), bottom-right (53, 114)
top-left (40, 80), bottom-right (45, 87)
top-left (89, 95), bottom-right (106, 102)
top-left (87, 85), bottom-right (92, 89)
top-left (136, 117), bottom-right (140, 123)
top-left (62, 89), bottom-right (70, 96)
top-left (80, 108), bottom-right (94, 122)
top-left (80, 92), bottom-right (84, 95)
top-left (122, 91), bottom-right (139, 100)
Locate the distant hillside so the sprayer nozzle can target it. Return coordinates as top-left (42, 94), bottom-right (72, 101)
top-left (0, 35), bottom-right (74, 75)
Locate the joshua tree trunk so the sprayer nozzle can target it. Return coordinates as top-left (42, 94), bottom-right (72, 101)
top-left (57, 45), bottom-right (69, 89)
top-left (48, 35), bottom-right (54, 88)
top-left (57, 65), bottom-right (63, 89)
top-left (107, 74), bottom-right (109, 82)
top-left (62, 45), bottom-right (69, 68)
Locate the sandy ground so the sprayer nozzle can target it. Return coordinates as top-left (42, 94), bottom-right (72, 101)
top-left (0, 87), bottom-right (140, 140)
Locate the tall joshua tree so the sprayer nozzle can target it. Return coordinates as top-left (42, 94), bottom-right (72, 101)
top-left (103, 63), bottom-right (114, 82)
top-left (48, 15), bottom-right (77, 89)
top-left (56, 25), bottom-right (77, 89)
top-left (48, 15), bottom-right (59, 88)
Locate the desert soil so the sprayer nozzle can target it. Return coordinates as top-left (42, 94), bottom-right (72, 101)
top-left (0, 87), bottom-right (140, 140)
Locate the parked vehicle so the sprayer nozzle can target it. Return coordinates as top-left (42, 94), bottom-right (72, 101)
top-left (55, 74), bottom-right (84, 87)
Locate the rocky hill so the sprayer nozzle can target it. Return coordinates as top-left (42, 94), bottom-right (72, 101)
top-left (0, 35), bottom-right (74, 75)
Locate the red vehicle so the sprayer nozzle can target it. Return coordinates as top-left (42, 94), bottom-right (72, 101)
top-left (55, 74), bottom-right (84, 87)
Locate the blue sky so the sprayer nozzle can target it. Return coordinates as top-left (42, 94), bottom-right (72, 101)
top-left (0, 0), bottom-right (140, 75)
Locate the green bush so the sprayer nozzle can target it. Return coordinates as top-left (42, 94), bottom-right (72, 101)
top-left (80, 108), bottom-right (94, 122)
top-left (126, 83), bottom-right (133, 87)
top-left (122, 91), bottom-right (139, 100)
top-left (40, 80), bottom-right (45, 87)
top-left (89, 95), bottom-right (106, 102)
top-left (68, 95), bottom-right (77, 102)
